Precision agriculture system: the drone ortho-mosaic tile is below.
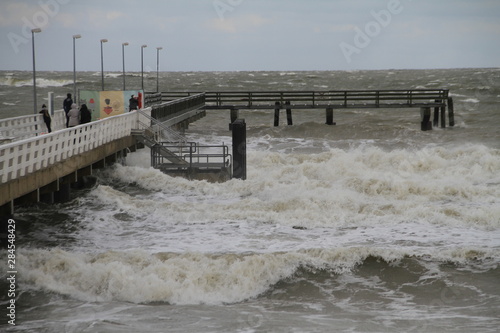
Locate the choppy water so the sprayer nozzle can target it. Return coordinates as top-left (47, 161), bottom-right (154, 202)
top-left (1, 68), bottom-right (500, 332)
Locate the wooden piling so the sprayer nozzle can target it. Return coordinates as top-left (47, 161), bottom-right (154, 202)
top-left (274, 102), bottom-right (280, 127)
top-left (230, 119), bottom-right (247, 180)
top-left (285, 101), bottom-right (293, 125)
top-left (440, 105), bottom-right (446, 129)
top-left (326, 108), bottom-right (335, 125)
top-left (448, 97), bottom-right (455, 127)
top-left (433, 100), bottom-right (440, 127)
top-left (420, 107), bottom-right (432, 131)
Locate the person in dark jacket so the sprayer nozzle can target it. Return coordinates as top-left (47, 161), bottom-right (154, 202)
top-left (80, 104), bottom-right (92, 124)
top-left (63, 93), bottom-right (73, 127)
top-left (129, 95), bottom-right (139, 111)
top-left (39, 104), bottom-right (52, 133)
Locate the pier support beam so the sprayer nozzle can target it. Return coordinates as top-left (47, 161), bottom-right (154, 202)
top-left (285, 101), bottom-right (293, 125)
top-left (274, 102), bottom-right (280, 127)
top-left (54, 182), bottom-right (71, 203)
top-left (230, 119), bottom-right (247, 180)
top-left (39, 180), bottom-right (58, 204)
top-left (421, 107), bottom-right (432, 131)
top-left (433, 100), bottom-right (441, 127)
top-left (440, 105), bottom-right (446, 129)
top-left (448, 97), bottom-right (455, 127)
top-left (326, 108), bottom-right (336, 125)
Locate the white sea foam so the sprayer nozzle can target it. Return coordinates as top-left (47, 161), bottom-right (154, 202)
top-left (17, 245), bottom-right (498, 305)
top-left (102, 144), bottom-right (500, 230)
top-left (462, 98), bottom-right (480, 103)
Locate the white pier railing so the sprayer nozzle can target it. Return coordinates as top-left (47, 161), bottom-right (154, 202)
top-left (0, 108), bottom-right (151, 184)
top-left (0, 110), bottom-right (67, 143)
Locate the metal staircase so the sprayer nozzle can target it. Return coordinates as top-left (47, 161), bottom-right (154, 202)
top-left (132, 110), bottom-right (232, 180)
top-left (132, 110), bottom-right (188, 165)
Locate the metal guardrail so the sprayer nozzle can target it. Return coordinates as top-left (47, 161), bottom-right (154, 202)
top-left (152, 142), bottom-right (231, 172)
top-left (136, 109), bottom-right (186, 144)
top-left (152, 93), bottom-right (206, 120)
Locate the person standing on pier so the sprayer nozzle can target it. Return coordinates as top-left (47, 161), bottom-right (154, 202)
top-left (80, 104), bottom-right (92, 124)
top-left (63, 93), bottom-right (73, 128)
top-left (39, 104), bottom-right (52, 133)
top-left (129, 95), bottom-right (139, 111)
top-left (67, 103), bottom-right (80, 127)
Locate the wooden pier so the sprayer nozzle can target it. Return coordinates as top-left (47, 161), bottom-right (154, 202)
top-left (161, 90), bottom-right (455, 129)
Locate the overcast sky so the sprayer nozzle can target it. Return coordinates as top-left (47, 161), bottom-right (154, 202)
top-left (1, 0), bottom-right (499, 72)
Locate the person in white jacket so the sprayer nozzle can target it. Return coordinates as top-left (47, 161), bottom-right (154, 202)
top-left (67, 103), bottom-right (80, 127)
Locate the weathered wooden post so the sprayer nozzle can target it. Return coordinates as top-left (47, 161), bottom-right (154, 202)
top-left (274, 101), bottom-right (280, 126)
top-left (433, 100), bottom-right (440, 127)
top-left (448, 97), bottom-right (455, 127)
top-left (420, 107), bottom-right (432, 131)
top-left (285, 101), bottom-right (293, 125)
top-left (440, 104), bottom-right (446, 129)
top-left (326, 108), bottom-right (335, 125)
top-left (230, 119), bottom-right (246, 180)
top-left (230, 108), bottom-right (239, 123)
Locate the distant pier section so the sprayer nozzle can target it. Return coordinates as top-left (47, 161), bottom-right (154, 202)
top-left (163, 89), bottom-right (455, 129)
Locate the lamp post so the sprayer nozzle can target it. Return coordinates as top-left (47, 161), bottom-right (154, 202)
top-left (72, 34), bottom-right (81, 102)
top-left (156, 47), bottom-right (163, 93)
top-left (122, 42), bottom-right (129, 91)
top-left (32, 28), bottom-right (42, 114)
top-left (141, 44), bottom-right (147, 91)
top-left (100, 39), bottom-right (108, 91)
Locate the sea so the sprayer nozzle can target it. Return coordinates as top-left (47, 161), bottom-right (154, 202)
top-left (1, 68), bottom-right (499, 332)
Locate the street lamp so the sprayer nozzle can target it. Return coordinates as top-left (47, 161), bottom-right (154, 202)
top-left (141, 44), bottom-right (147, 91)
top-left (73, 34), bottom-right (81, 101)
top-left (32, 28), bottom-right (42, 114)
top-left (122, 42), bottom-right (129, 90)
top-left (100, 38), bottom-right (108, 91)
top-left (156, 47), bottom-right (163, 93)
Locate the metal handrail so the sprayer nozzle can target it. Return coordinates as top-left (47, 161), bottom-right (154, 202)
top-left (137, 109), bottom-right (186, 144)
